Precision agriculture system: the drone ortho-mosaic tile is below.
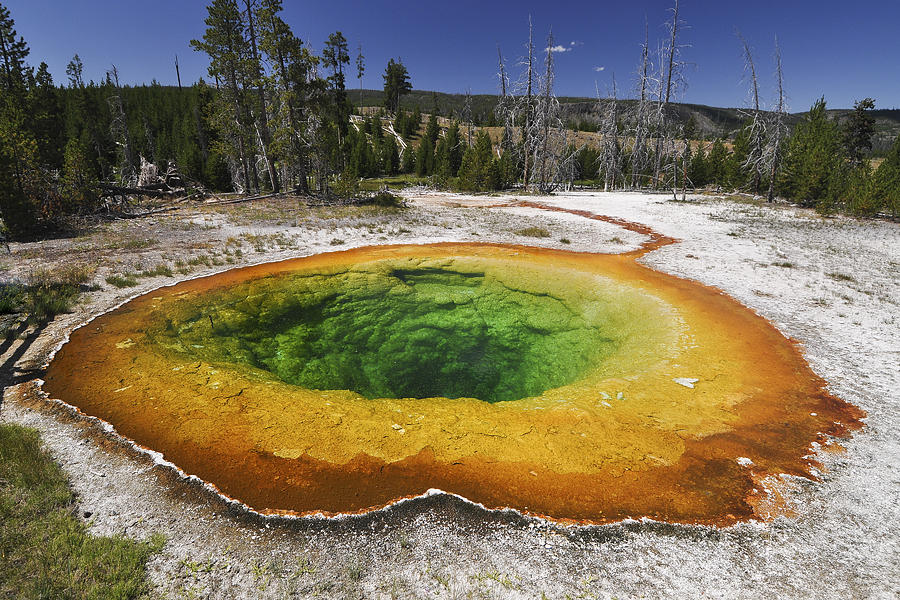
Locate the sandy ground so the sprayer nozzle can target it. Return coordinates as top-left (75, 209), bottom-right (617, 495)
top-left (1, 190), bottom-right (898, 599)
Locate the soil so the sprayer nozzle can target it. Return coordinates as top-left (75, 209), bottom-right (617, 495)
top-left (1, 190), bottom-right (897, 599)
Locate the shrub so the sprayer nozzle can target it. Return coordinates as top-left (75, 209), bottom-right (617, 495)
top-left (370, 190), bottom-right (405, 208)
top-left (514, 226), bottom-right (551, 238)
top-left (105, 274), bottom-right (139, 288)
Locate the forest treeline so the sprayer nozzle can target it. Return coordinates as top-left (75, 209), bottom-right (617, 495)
top-left (2, 0), bottom-right (899, 239)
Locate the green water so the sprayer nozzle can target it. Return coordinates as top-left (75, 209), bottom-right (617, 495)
top-left (149, 260), bottom-right (625, 403)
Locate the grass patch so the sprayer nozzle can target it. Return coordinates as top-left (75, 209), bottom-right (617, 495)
top-left (772, 261), bottom-right (795, 268)
top-left (827, 271), bottom-right (856, 282)
top-left (103, 237), bottom-right (158, 251)
top-left (0, 284), bottom-right (27, 314)
top-left (139, 264), bottom-right (174, 278)
top-left (0, 424), bottom-right (164, 599)
top-left (559, 238), bottom-right (571, 245)
top-left (105, 274), bottom-right (139, 289)
top-left (514, 227), bottom-right (551, 238)
top-left (6, 264), bottom-right (98, 323)
top-left (329, 238), bottom-right (346, 246)
top-left (370, 190), bottom-right (406, 208)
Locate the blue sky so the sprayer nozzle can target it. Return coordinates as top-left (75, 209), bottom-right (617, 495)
top-left (5, 0), bottom-right (900, 110)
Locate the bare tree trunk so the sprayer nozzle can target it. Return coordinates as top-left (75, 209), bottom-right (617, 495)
top-left (599, 77), bottom-right (621, 192)
top-left (497, 45), bottom-right (507, 97)
top-left (244, 0), bottom-right (280, 192)
top-left (538, 30), bottom-right (554, 192)
top-left (738, 31), bottom-right (763, 195)
top-left (664, 0), bottom-right (680, 104)
top-left (464, 89), bottom-right (473, 147)
top-left (654, 1), bottom-right (686, 190)
top-left (522, 15), bottom-right (534, 190)
top-left (630, 20), bottom-right (650, 189)
top-left (227, 66), bottom-right (252, 193)
top-left (653, 44), bottom-right (665, 189)
top-left (766, 37), bottom-right (786, 203)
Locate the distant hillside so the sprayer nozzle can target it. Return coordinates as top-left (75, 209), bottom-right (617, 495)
top-left (355, 89), bottom-right (900, 155)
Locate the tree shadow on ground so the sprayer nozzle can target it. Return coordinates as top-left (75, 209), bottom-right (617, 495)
top-left (0, 318), bottom-right (49, 413)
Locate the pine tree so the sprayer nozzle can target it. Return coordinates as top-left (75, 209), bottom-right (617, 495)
top-left (322, 31), bottom-right (351, 138)
top-left (457, 130), bottom-right (498, 191)
top-left (400, 142), bottom-right (415, 173)
top-left (689, 144), bottom-right (709, 187)
top-left (381, 136), bottom-right (399, 175)
top-left (257, 0), bottom-right (319, 193)
top-left (28, 62), bottom-right (63, 168)
top-left (706, 138), bottom-right (728, 187)
top-left (779, 98), bottom-right (845, 209)
top-left (191, 0), bottom-right (257, 193)
top-left (726, 125), bottom-right (750, 190)
top-left (872, 134), bottom-right (900, 218)
top-left (0, 3), bottom-right (29, 90)
top-left (382, 58), bottom-right (412, 114)
top-left (0, 3), bottom-right (38, 235)
top-left (842, 98), bottom-right (876, 168)
top-left (415, 113), bottom-right (439, 176)
top-left (61, 136), bottom-right (99, 213)
top-left (355, 44), bottom-right (365, 106)
top-left (405, 105), bottom-right (421, 138)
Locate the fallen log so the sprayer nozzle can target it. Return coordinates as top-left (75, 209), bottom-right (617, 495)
top-left (100, 183), bottom-right (184, 198)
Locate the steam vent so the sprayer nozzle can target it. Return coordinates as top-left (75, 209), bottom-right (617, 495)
top-left (43, 242), bottom-right (863, 525)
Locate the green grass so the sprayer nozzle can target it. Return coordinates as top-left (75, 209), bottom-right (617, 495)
top-left (105, 274), bottom-right (139, 289)
top-left (827, 271), bottom-right (856, 282)
top-left (139, 264), bottom-right (174, 278)
top-left (0, 283), bottom-right (27, 313)
top-left (0, 264), bottom-right (96, 323)
top-left (514, 226), bottom-right (551, 238)
top-left (0, 424), bottom-right (164, 599)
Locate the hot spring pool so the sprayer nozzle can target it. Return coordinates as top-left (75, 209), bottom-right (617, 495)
top-left (43, 242), bottom-right (863, 524)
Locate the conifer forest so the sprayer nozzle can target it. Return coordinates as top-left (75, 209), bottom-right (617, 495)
top-left (1, 0), bottom-right (898, 239)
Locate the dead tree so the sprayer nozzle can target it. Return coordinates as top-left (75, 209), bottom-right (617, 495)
top-left (629, 20), bottom-right (652, 189)
top-left (764, 37), bottom-right (787, 203)
top-left (497, 44), bottom-right (507, 97)
top-left (598, 77), bottom-right (622, 191)
top-left (495, 45), bottom-right (516, 158)
top-left (463, 88), bottom-right (473, 147)
top-left (105, 65), bottom-right (136, 185)
top-left (653, 0), bottom-right (689, 189)
top-left (528, 29), bottom-right (566, 193)
top-left (522, 15), bottom-right (535, 190)
top-left (536, 30), bottom-right (555, 191)
top-left (738, 31), bottom-right (765, 195)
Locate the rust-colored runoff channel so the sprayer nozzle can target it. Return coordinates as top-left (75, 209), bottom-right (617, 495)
top-left (42, 202), bottom-right (864, 526)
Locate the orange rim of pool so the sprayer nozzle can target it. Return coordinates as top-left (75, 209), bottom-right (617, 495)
top-left (43, 239), bottom-right (864, 525)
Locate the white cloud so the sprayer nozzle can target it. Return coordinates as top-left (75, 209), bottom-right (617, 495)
top-left (594, 66), bottom-right (606, 72)
top-left (547, 45), bottom-right (571, 53)
top-left (570, 41), bottom-right (584, 47)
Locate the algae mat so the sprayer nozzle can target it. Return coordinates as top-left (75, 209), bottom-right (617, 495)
top-left (42, 242), bottom-right (863, 525)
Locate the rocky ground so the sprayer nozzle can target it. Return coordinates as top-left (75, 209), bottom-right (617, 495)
top-left (1, 190), bottom-right (897, 599)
